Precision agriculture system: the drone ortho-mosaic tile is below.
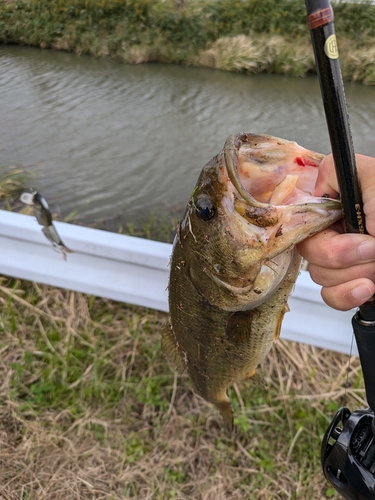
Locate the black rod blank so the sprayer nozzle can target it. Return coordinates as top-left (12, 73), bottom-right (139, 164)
top-left (304, 0), bottom-right (365, 235)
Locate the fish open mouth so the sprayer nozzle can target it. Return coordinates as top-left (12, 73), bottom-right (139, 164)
top-left (224, 132), bottom-right (338, 209)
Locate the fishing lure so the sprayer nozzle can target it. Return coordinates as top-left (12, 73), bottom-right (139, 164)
top-left (20, 191), bottom-right (72, 259)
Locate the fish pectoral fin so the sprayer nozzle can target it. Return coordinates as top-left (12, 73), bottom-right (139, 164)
top-left (274, 305), bottom-right (289, 341)
top-left (244, 369), bottom-right (267, 389)
top-left (226, 310), bottom-right (255, 345)
top-left (161, 319), bottom-right (186, 374)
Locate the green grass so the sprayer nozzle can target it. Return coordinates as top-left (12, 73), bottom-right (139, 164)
top-left (0, 167), bottom-right (29, 208)
top-left (1, 0), bottom-right (375, 83)
top-left (0, 276), bottom-right (365, 499)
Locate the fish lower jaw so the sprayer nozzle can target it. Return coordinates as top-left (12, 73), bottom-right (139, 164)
top-left (203, 258), bottom-right (291, 312)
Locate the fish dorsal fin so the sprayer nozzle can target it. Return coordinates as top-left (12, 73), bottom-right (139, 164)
top-left (226, 310), bottom-right (255, 345)
top-left (161, 319), bottom-right (186, 374)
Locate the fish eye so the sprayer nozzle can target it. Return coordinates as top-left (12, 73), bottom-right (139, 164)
top-left (195, 196), bottom-right (215, 221)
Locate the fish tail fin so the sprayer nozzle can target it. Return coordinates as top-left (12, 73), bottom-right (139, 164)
top-left (161, 319), bottom-right (186, 374)
top-left (216, 400), bottom-right (234, 432)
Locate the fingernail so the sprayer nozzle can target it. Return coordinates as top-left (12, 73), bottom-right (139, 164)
top-left (352, 284), bottom-right (373, 301)
top-left (358, 240), bottom-right (375, 261)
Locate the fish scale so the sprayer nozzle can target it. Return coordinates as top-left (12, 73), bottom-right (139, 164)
top-left (162, 132), bottom-right (342, 431)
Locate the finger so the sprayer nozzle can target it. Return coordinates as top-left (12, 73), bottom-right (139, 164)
top-left (315, 154), bottom-right (375, 236)
top-left (297, 230), bottom-right (375, 269)
top-left (309, 261), bottom-right (375, 288)
top-left (321, 278), bottom-right (375, 311)
top-left (314, 153), bottom-right (375, 197)
top-left (314, 154), bottom-right (339, 198)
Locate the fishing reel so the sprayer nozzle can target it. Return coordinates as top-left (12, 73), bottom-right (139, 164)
top-left (321, 311), bottom-right (375, 499)
top-left (321, 407), bottom-right (375, 499)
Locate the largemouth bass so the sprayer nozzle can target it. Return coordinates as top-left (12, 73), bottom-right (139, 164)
top-left (162, 132), bottom-right (342, 431)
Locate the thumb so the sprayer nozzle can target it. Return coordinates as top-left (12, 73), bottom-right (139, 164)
top-left (313, 154), bottom-right (339, 198)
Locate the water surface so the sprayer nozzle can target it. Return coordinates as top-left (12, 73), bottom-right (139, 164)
top-left (1, 45), bottom-right (374, 223)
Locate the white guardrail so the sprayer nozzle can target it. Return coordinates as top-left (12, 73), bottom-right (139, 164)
top-left (0, 209), bottom-right (357, 356)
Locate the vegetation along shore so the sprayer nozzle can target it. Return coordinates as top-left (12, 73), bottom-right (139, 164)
top-left (1, 0), bottom-right (375, 84)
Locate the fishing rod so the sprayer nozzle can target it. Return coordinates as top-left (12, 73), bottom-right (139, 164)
top-left (305, 0), bottom-right (375, 497)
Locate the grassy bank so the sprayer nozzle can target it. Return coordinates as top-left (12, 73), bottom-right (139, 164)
top-left (1, 0), bottom-right (375, 83)
top-left (0, 276), bottom-right (364, 499)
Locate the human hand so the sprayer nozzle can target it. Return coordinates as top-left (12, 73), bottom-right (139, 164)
top-left (297, 154), bottom-right (375, 311)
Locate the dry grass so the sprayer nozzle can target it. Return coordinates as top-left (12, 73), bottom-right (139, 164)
top-left (195, 33), bottom-right (375, 83)
top-left (339, 37), bottom-right (375, 85)
top-left (51, 32), bottom-right (375, 85)
top-left (195, 35), bottom-right (315, 78)
top-left (0, 277), bottom-right (364, 499)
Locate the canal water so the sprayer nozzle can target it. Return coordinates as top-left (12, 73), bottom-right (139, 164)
top-left (1, 45), bottom-right (374, 225)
